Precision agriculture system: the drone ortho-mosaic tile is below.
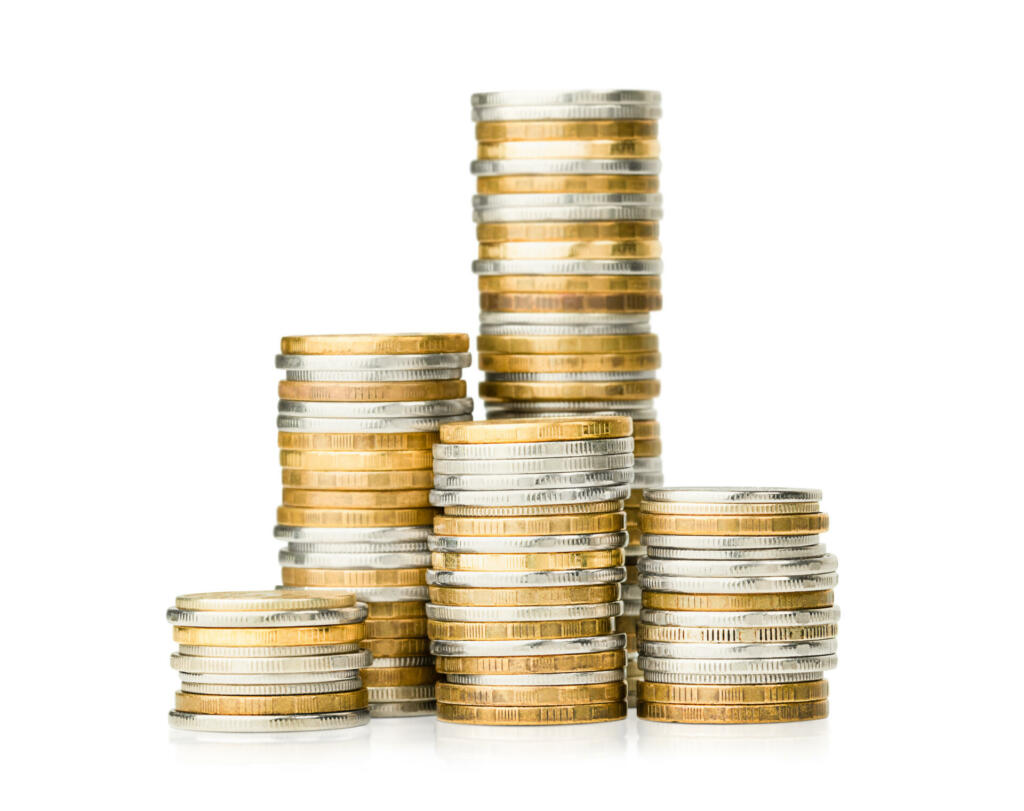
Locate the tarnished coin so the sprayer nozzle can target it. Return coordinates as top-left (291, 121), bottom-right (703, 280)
top-left (168, 708), bottom-right (370, 733)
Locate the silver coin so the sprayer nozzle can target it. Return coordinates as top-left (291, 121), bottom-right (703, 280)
top-left (486, 407), bottom-right (658, 421)
top-left (639, 665), bottom-right (827, 685)
top-left (639, 638), bottom-right (838, 660)
top-left (277, 415), bottom-right (464, 433)
top-left (285, 367), bottom-right (462, 382)
top-left (178, 669), bottom-right (361, 685)
top-left (369, 700), bottom-right (436, 717)
top-left (484, 371), bottom-right (658, 382)
top-left (285, 541), bottom-right (428, 555)
top-left (446, 668), bottom-right (626, 686)
top-left (430, 484), bottom-right (631, 507)
top-left (633, 455), bottom-right (662, 470)
top-left (479, 322), bottom-right (653, 336)
top-left (640, 608), bottom-right (841, 628)
top-left (474, 259), bottom-right (662, 275)
top-left (623, 598), bottom-right (642, 613)
top-left (432, 468), bottom-right (633, 491)
top-left (276, 353), bottom-right (471, 371)
top-left (426, 601), bottom-right (623, 623)
top-left (639, 572), bottom-right (839, 594)
top-left (432, 633), bottom-right (627, 658)
top-left (643, 487), bottom-right (823, 504)
top-left (630, 472), bottom-right (665, 488)
top-left (622, 584), bottom-right (642, 602)
top-left (474, 192), bottom-right (662, 209)
top-left (167, 605), bottom-right (368, 628)
top-left (480, 311), bottom-right (651, 326)
top-left (179, 678), bottom-right (363, 696)
top-left (176, 643), bottom-right (360, 658)
top-left (471, 158), bottom-right (661, 176)
top-left (427, 567), bottom-right (625, 589)
top-left (646, 544), bottom-right (827, 561)
top-left (274, 525), bottom-right (429, 543)
top-left (638, 554), bottom-right (838, 579)
top-left (433, 452), bottom-right (634, 475)
top-left (278, 550), bottom-right (431, 569)
top-left (433, 437), bottom-right (634, 460)
top-left (474, 205), bottom-right (663, 224)
top-left (168, 709), bottom-right (370, 733)
top-left (278, 398), bottom-right (474, 418)
top-left (428, 531), bottom-right (627, 554)
top-left (485, 400), bottom-right (656, 415)
top-left (367, 685), bottom-right (436, 702)
top-left (170, 650), bottom-right (373, 674)
top-left (639, 533), bottom-right (823, 551)
top-left (472, 103), bottom-right (662, 122)
top-left (364, 657), bottom-right (433, 669)
top-left (290, 584), bottom-right (429, 602)
top-left (472, 90), bottom-right (661, 107)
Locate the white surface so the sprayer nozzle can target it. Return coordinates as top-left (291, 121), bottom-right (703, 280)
top-left (2, 0), bottom-right (1020, 807)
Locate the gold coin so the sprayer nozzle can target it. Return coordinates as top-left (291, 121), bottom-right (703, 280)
top-left (359, 666), bottom-right (437, 687)
top-left (477, 139), bottom-right (659, 160)
top-left (478, 241), bottom-right (661, 261)
top-left (625, 490), bottom-right (644, 507)
top-left (281, 489), bottom-right (432, 509)
top-left (638, 680), bottom-right (829, 706)
top-left (638, 624), bottom-right (839, 643)
top-left (279, 449), bottom-right (433, 471)
top-left (632, 438), bottom-right (662, 457)
top-left (427, 617), bottom-right (615, 641)
top-left (429, 584), bottom-right (620, 607)
top-left (278, 379), bottom-right (466, 403)
top-left (640, 513), bottom-right (829, 536)
top-left (442, 500), bottom-right (624, 517)
top-left (281, 334), bottom-right (469, 355)
top-left (480, 291), bottom-right (662, 314)
top-left (174, 589), bottom-right (355, 611)
top-left (363, 617), bottom-right (428, 638)
top-left (617, 615), bottom-right (638, 635)
top-left (281, 468), bottom-right (433, 491)
top-left (436, 681), bottom-right (626, 706)
top-left (172, 624), bottom-right (364, 647)
top-left (365, 601), bottom-right (427, 619)
top-left (477, 222), bottom-right (659, 243)
top-left (478, 275), bottom-right (661, 295)
top-left (438, 700), bottom-right (626, 725)
top-left (477, 333), bottom-right (658, 355)
top-left (434, 511), bottom-right (626, 537)
top-left (640, 501), bottom-right (820, 516)
top-left (440, 416), bottom-right (632, 444)
top-left (624, 565), bottom-right (639, 585)
top-left (361, 637), bottom-right (431, 657)
top-left (478, 352), bottom-right (661, 373)
top-left (638, 699), bottom-right (828, 724)
top-left (435, 650), bottom-right (626, 675)
top-left (281, 567), bottom-right (427, 587)
top-left (175, 689), bottom-right (368, 715)
top-left (480, 380), bottom-right (660, 402)
top-left (431, 548), bottom-right (624, 572)
top-left (641, 590), bottom-right (835, 612)
top-left (477, 175), bottom-right (659, 195)
top-left (632, 421), bottom-right (659, 440)
top-left (277, 432), bottom-right (437, 451)
top-left (276, 506), bottom-right (436, 528)
top-left (475, 120), bottom-right (658, 142)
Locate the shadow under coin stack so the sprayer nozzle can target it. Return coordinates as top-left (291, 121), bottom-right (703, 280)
top-left (636, 488), bottom-right (839, 724)
top-left (427, 417), bottom-right (633, 726)
top-left (167, 590), bottom-right (371, 733)
top-left (471, 90), bottom-right (665, 705)
top-left (274, 333), bottom-right (473, 717)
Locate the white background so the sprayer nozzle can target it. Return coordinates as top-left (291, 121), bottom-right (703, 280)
top-left (2, 1), bottom-right (1021, 807)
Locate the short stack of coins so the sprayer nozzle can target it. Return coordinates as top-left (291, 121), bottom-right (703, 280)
top-left (636, 488), bottom-right (838, 724)
top-left (167, 590), bottom-right (371, 733)
top-left (275, 333), bottom-right (473, 717)
top-left (471, 91), bottom-right (665, 704)
top-left (427, 416), bottom-right (633, 726)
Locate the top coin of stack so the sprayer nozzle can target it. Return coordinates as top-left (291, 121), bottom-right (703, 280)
top-left (275, 333), bottom-right (473, 717)
top-left (427, 417), bottom-right (634, 726)
top-left (636, 488), bottom-right (839, 724)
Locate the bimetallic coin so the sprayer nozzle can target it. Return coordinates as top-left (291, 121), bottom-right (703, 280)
top-left (178, 669), bottom-right (360, 685)
top-left (432, 468), bottom-right (633, 490)
top-left (427, 567), bottom-right (625, 589)
top-left (472, 158), bottom-right (661, 176)
top-left (180, 678), bottom-right (363, 696)
top-left (277, 352), bottom-right (471, 371)
top-left (170, 649), bottom-right (372, 674)
top-left (426, 601), bottom-right (623, 623)
top-left (431, 633), bottom-right (626, 658)
top-left (644, 487), bottom-right (823, 504)
top-left (280, 334), bottom-right (470, 356)
top-left (274, 525), bottom-right (429, 543)
top-left (638, 624), bottom-right (838, 644)
top-left (166, 605), bottom-right (367, 628)
top-left (433, 436), bottom-right (633, 460)
top-left (638, 639), bottom-right (839, 660)
top-left (638, 554), bottom-right (839, 579)
top-left (174, 590), bottom-right (356, 612)
top-left (278, 398), bottom-right (474, 418)
top-left (369, 700), bottom-right (437, 717)
top-left (646, 544), bottom-right (827, 560)
top-left (639, 608), bottom-right (841, 628)
top-left (428, 531), bottom-right (627, 553)
top-left (446, 669), bottom-right (626, 686)
top-left (434, 454), bottom-right (634, 475)
top-left (429, 485), bottom-right (631, 508)
top-left (639, 572), bottom-right (839, 594)
top-left (366, 685), bottom-right (436, 702)
top-left (641, 533), bottom-right (823, 551)
top-left (637, 700), bottom-right (828, 724)
top-left (277, 416), bottom-right (462, 434)
top-left (168, 709), bottom-right (370, 733)
top-left (285, 368), bottom-right (462, 382)
top-left (278, 550), bottom-right (430, 569)
top-left (642, 591), bottom-right (835, 612)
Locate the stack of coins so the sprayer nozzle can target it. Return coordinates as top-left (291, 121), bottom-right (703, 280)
top-left (427, 417), bottom-right (633, 726)
top-left (167, 590), bottom-right (371, 733)
top-left (636, 488), bottom-right (839, 724)
top-left (471, 91), bottom-right (665, 703)
top-left (275, 333), bottom-right (473, 717)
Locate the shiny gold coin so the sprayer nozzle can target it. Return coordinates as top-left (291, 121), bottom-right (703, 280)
top-left (638, 699), bottom-right (828, 724)
top-left (174, 589), bottom-right (356, 611)
top-left (278, 379), bottom-right (466, 403)
top-left (479, 351), bottom-right (660, 373)
top-left (632, 421), bottom-right (659, 440)
top-left (359, 666), bottom-right (437, 687)
top-left (477, 222), bottom-right (658, 243)
top-left (480, 291), bottom-right (662, 313)
top-left (638, 680), bottom-right (829, 706)
top-left (478, 276), bottom-right (661, 297)
top-left (641, 590), bottom-right (835, 612)
top-left (281, 567), bottom-right (427, 588)
top-left (632, 438), bottom-right (662, 457)
top-left (638, 624), bottom-right (839, 643)
top-left (172, 624), bottom-right (364, 647)
top-left (442, 500), bottom-right (624, 517)
top-left (281, 334), bottom-right (469, 355)
top-left (435, 650), bottom-right (626, 675)
top-left (437, 681), bottom-right (626, 706)
top-left (277, 432), bottom-right (436, 451)
top-left (431, 548), bottom-right (624, 572)
top-left (428, 583), bottom-right (620, 607)
top-left (434, 511), bottom-right (626, 537)
top-left (281, 468), bottom-right (433, 491)
top-left (281, 488), bottom-right (432, 509)
top-left (363, 617), bottom-right (428, 639)
top-left (640, 501), bottom-right (820, 516)
top-left (361, 637), bottom-right (431, 657)
top-left (477, 333), bottom-right (658, 355)
top-left (477, 139), bottom-right (659, 160)
top-left (279, 448), bottom-right (433, 471)
top-left (478, 241), bottom-right (661, 261)
top-left (438, 700), bottom-right (627, 725)
top-left (365, 601), bottom-right (427, 619)
top-left (477, 175), bottom-right (659, 195)
top-left (276, 506), bottom-right (436, 528)
top-left (441, 416), bottom-right (631, 444)
top-left (175, 688), bottom-right (368, 715)
top-left (480, 380), bottom-right (659, 402)
top-left (640, 513), bottom-right (829, 536)
top-left (475, 120), bottom-right (658, 142)
top-left (427, 617), bottom-right (615, 641)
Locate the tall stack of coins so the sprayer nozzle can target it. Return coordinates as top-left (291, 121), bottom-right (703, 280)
top-left (427, 417), bottom-right (632, 726)
top-left (275, 334), bottom-right (473, 717)
top-left (471, 90), bottom-right (665, 703)
top-left (636, 488), bottom-right (839, 724)
top-left (167, 590), bottom-right (371, 733)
